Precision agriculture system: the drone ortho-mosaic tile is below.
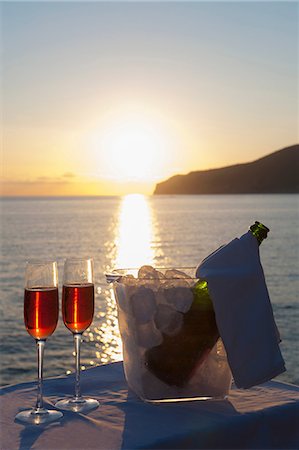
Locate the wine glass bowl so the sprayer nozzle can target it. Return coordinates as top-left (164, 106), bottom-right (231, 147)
top-left (24, 286), bottom-right (59, 339)
top-left (15, 260), bottom-right (63, 425)
top-left (62, 283), bottom-right (94, 334)
top-left (55, 258), bottom-right (99, 413)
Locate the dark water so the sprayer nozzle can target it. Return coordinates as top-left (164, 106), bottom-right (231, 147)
top-left (1, 194), bottom-right (298, 386)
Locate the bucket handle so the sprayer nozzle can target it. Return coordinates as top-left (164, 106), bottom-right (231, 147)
top-left (105, 273), bottom-right (122, 284)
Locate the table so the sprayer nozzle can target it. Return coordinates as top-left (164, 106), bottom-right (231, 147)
top-left (1, 362), bottom-right (298, 450)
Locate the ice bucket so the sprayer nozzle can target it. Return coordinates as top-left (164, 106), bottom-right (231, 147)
top-left (107, 266), bottom-right (232, 402)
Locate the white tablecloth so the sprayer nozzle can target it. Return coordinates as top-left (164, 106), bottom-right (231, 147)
top-left (1, 362), bottom-right (298, 450)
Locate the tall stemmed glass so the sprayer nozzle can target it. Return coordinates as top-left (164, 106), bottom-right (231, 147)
top-left (55, 258), bottom-right (99, 413)
top-left (15, 261), bottom-right (63, 425)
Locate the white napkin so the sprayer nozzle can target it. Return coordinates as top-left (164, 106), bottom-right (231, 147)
top-left (196, 231), bottom-right (286, 389)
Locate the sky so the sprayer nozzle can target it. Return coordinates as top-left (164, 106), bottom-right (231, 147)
top-left (2, 1), bottom-right (298, 196)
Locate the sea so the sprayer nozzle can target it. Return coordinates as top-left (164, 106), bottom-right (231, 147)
top-left (1, 194), bottom-right (298, 387)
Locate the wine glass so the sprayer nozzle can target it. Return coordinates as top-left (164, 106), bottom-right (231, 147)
top-left (15, 261), bottom-right (63, 425)
top-left (55, 258), bottom-right (99, 413)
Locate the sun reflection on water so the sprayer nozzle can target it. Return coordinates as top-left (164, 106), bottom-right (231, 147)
top-left (82, 194), bottom-right (156, 371)
top-left (115, 194), bottom-right (155, 268)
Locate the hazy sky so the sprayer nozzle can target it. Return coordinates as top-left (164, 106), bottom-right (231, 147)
top-left (2, 1), bottom-right (298, 195)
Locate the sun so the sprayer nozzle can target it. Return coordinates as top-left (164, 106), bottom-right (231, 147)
top-left (97, 117), bottom-right (170, 182)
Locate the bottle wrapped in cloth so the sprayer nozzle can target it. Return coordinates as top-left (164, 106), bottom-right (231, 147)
top-left (196, 222), bottom-right (285, 389)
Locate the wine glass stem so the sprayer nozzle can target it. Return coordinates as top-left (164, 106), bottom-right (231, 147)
top-left (74, 333), bottom-right (82, 400)
top-left (35, 339), bottom-right (45, 411)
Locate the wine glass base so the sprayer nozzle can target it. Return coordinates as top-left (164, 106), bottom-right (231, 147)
top-left (15, 408), bottom-right (63, 425)
top-left (55, 397), bottom-right (99, 413)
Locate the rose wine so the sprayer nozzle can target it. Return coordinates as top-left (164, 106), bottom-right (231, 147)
top-left (62, 283), bottom-right (94, 333)
top-left (24, 287), bottom-right (59, 339)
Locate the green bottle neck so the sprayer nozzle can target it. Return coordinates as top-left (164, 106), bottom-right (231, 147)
top-left (249, 221), bottom-right (269, 245)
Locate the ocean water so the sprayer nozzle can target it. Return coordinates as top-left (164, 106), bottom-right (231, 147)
top-left (0, 194), bottom-right (298, 387)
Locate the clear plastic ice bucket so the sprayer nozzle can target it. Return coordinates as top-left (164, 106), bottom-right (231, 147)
top-left (107, 267), bottom-right (232, 402)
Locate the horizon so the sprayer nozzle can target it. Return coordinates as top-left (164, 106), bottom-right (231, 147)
top-left (1, 143), bottom-right (298, 197)
top-left (2, 2), bottom-right (298, 196)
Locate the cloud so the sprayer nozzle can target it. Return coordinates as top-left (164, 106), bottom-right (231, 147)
top-left (36, 176), bottom-right (61, 182)
top-left (1, 175), bottom-right (77, 196)
top-left (2, 172), bottom-right (77, 185)
top-left (2, 176), bottom-right (71, 185)
top-left (62, 172), bottom-right (76, 178)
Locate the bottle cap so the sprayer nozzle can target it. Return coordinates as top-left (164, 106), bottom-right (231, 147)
top-left (250, 221), bottom-right (269, 241)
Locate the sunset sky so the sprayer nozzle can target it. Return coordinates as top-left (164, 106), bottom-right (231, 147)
top-left (2, 1), bottom-right (298, 196)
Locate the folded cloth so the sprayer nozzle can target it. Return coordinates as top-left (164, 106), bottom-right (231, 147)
top-left (196, 231), bottom-right (286, 389)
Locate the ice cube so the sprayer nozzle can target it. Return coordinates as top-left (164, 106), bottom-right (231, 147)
top-left (164, 269), bottom-right (195, 287)
top-left (137, 266), bottom-right (164, 291)
top-left (138, 265), bottom-right (164, 279)
top-left (156, 270), bottom-right (165, 280)
top-left (121, 275), bottom-right (140, 302)
top-left (131, 287), bottom-right (156, 324)
top-left (139, 279), bottom-right (161, 292)
top-left (138, 265), bottom-right (158, 279)
top-left (136, 321), bottom-right (163, 349)
top-left (154, 304), bottom-right (183, 336)
top-left (164, 287), bottom-right (194, 313)
top-left (165, 269), bottom-right (189, 279)
top-left (162, 278), bottom-right (189, 289)
top-left (122, 274), bottom-right (137, 286)
top-left (155, 288), bottom-right (168, 306)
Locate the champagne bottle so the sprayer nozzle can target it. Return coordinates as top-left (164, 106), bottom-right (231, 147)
top-left (145, 221), bottom-right (269, 387)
